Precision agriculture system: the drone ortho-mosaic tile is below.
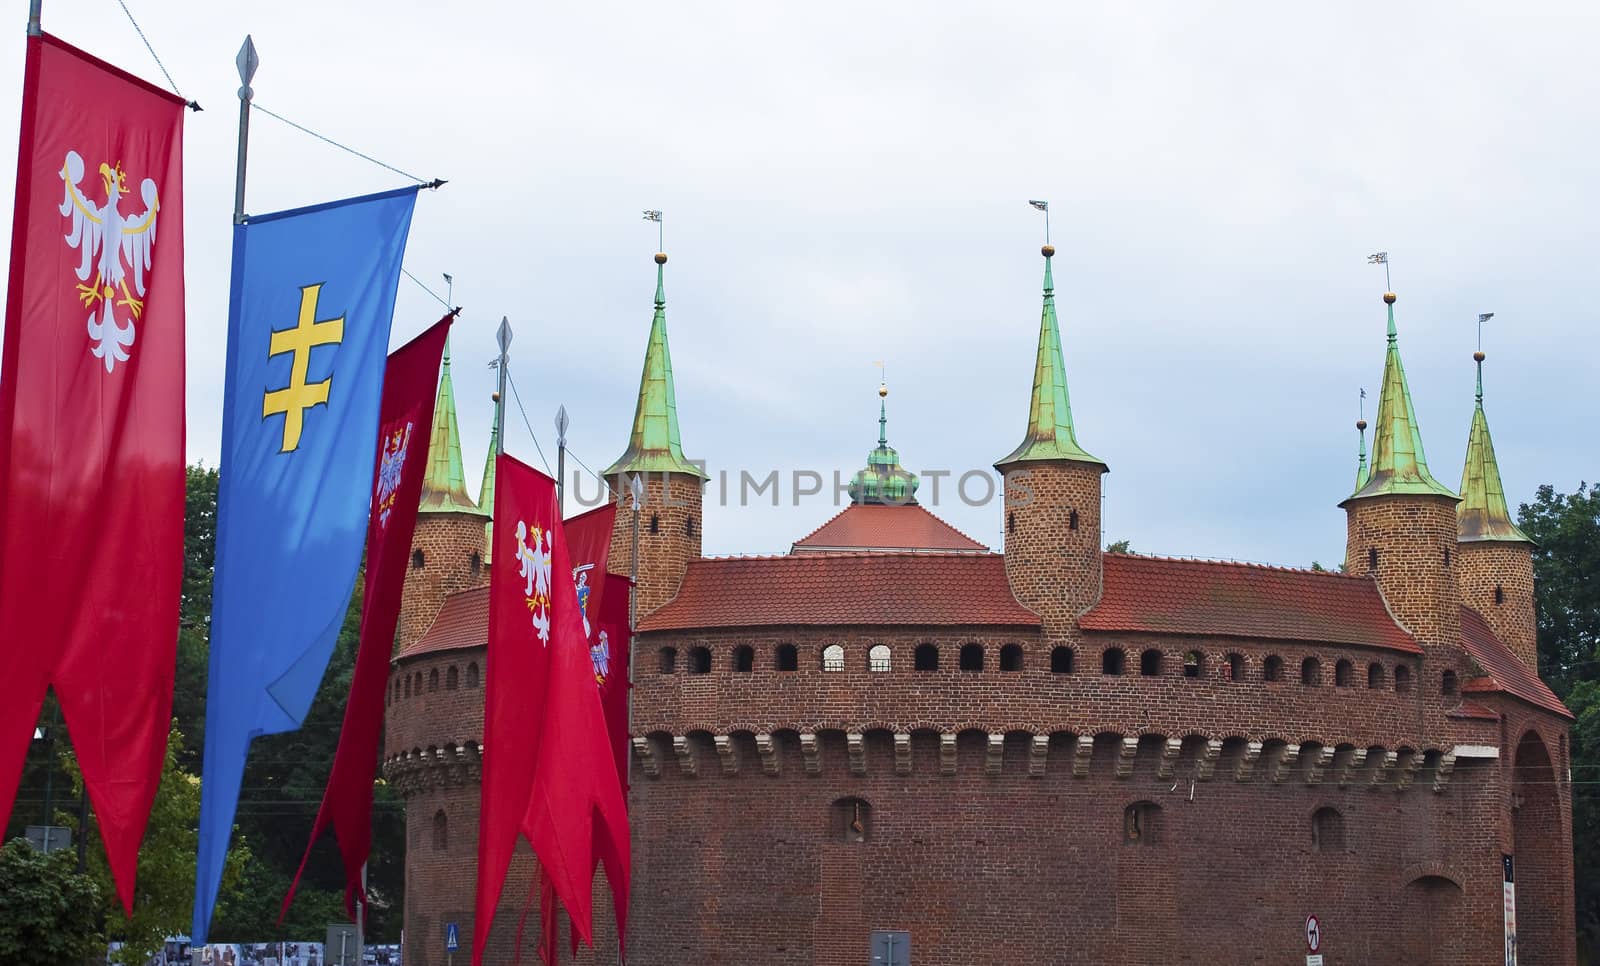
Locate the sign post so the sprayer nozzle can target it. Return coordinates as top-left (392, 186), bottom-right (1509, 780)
top-left (1305, 913), bottom-right (1323, 966)
top-left (445, 921), bottom-right (460, 966)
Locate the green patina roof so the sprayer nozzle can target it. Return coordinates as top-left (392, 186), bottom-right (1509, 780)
top-left (1354, 421), bottom-right (1370, 493)
top-left (995, 248), bottom-right (1106, 471)
top-left (1458, 358), bottom-right (1531, 543)
top-left (419, 337), bottom-right (487, 516)
top-left (479, 418), bottom-right (499, 559)
top-left (1343, 297), bottom-right (1457, 505)
top-left (604, 256), bottom-right (706, 479)
top-left (848, 390), bottom-right (919, 504)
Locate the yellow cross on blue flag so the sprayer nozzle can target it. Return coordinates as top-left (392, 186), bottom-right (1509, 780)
top-left (194, 186), bottom-right (419, 943)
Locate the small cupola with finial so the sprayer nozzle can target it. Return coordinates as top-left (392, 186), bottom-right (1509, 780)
top-left (847, 377), bottom-right (919, 504)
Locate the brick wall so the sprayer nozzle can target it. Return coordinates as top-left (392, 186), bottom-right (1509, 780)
top-left (605, 472), bottom-right (702, 618)
top-left (1457, 541), bottom-right (1538, 670)
top-left (1000, 462), bottom-right (1104, 638)
top-left (397, 512), bottom-right (490, 652)
top-left (1344, 494), bottom-right (1462, 652)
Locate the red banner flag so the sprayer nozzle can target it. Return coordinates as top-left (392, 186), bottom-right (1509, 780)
top-left (0, 33), bottom-right (186, 914)
top-left (477, 457), bottom-right (629, 966)
top-left (565, 503), bottom-right (616, 644)
top-left (280, 316), bottom-right (452, 922)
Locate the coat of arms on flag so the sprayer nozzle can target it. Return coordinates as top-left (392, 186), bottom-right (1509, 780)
top-left (58, 151), bottom-right (162, 372)
top-left (517, 520), bottom-right (554, 644)
top-left (591, 629), bottom-right (610, 685)
top-left (374, 420), bottom-right (414, 528)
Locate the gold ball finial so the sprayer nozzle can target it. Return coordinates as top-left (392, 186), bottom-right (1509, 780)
top-left (1041, 244), bottom-right (1056, 258)
top-left (878, 383), bottom-right (888, 398)
top-left (654, 252), bottom-right (668, 265)
top-left (1473, 350), bottom-right (1486, 363)
top-left (491, 391), bottom-right (501, 403)
top-left (1383, 292), bottom-right (1397, 304)
top-left (1356, 418), bottom-right (1368, 431)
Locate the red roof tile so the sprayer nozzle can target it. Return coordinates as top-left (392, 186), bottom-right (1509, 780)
top-left (401, 586), bottom-right (489, 658)
top-left (792, 504), bottom-right (988, 553)
top-left (1079, 553), bottom-right (1422, 653)
top-left (1458, 606), bottom-right (1570, 719)
top-left (638, 552), bottom-right (1039, 631)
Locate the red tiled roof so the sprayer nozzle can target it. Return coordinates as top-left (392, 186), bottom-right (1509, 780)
top-left (401, 586), bottom-right (489, 658)
top-left (1458, 606), bottom-right (1571, 719)
top-left (1079, 553), bottom-right (1422, 653)
top-left (791, 504), bottom-right (988, 553)
top-left (638, 552), bottom-right (1039, 631)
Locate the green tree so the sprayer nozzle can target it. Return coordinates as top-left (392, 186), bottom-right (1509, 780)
top-left (1516, 482), bottom-right (1600, 954)
top-left (64, 726), bottom-right (248, 965)
top-left (0, 837), bottom-right (102, 966)
top-left (1106, 539), bottom-right (1132, 554)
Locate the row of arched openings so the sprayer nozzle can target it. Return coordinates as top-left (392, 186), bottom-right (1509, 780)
top-left (657, 643), bottom-right (1444, 695)
top-left (390, 662), bottom-right (480, 704)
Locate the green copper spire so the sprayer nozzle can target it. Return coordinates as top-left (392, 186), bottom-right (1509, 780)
top-left (849, 383), bottom-right (919, 504)
top-left (604, 253), bottom-right (707, 479)
top-left (995, 246), bottom-right (1106, 471)
top-left (1458, 351), bottom-right (1531, 542)
top-left (419, 336), bottom-right (487, 515)
top-left (1344, 294), bottom-right (1456, 504)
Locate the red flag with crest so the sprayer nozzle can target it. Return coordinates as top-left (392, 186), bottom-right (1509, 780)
top-left (0, 32), bottom-right (186, 914)
top-left (280, 316), bottom-right (452, 922)
top-left (478, 458), bottom-right (629, 965)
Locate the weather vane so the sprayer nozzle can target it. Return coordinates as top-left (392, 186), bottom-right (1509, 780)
top-left (643, 209), bottom-right (663, 250)
top-left (1477, 312), bottom-right (1494, 351)
top-left (1366, 251), bottom-right (1391, 291)
top-left (1028, 199), bottom-right (1050, 245)
top-left (1359, 387), bottom-right (1366, 422)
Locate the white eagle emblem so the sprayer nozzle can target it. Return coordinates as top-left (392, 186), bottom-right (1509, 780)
top-left (516, 519), bottom-right (554, 645)
top-left (58, 151), bottom-right (161, 373)
top-left (591, 629), bottom-right (610, 685)
top-left (374, 422), bottom-right (413, 528)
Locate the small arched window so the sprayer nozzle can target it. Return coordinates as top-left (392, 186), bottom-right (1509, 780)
top-left (1494, 584), bottom-right (1505, 605)
top-left (1124, 801), bottom-right (1160, 845)
top-left (469, 552), bottom-right (481, 576)
top-left (959, 644), bottom-right (984, 671)
top-left (465, 662), bottom-right (480, 688)
top-left (1103, 648), bottom-right (1126, 676)
top-left (1335, 659), bottom-right (1353, 688)
top-left (1224, 653), bottom-right (1244, 682)
top-left (1182, 650), bottom-right (1202, 679)
top-left (1264, 655), bottom-right (1284, 682)
top-left (413, 672), bottom-right (423, 695)
top-left (1140, 649), bottom-right (1162, 677)
top-left (1000, 644), bottom-right (1023, 672)
top-left (432, 809), bottom-right (448, 852)
top-left (1006, 512), bottom-right (1015, 534)
top-left (687, 646), bottom-right (711, 674)
top-left (1443, 543), bottom-right (1451, 568)
top-left (1069, 509), bottom-right (1080, 531)
top-left (411, 549), bottom-right (425, 570)
top-left (775, 643), bottom-right (798, 671)
top-left (732, 645), bottom-right (754, 673)
top-left (822, 644), bottom-right (845, 672)
top-left (1311, 806), bottom-right (1344, 852)
top-left (1301, 657), bottom-right (1322, 687)
top-left (428, 669), bottom-right (440, 692)
top-left (1368, 662), bottom-right (1385, 689)
top-left (686, 516), bottom-right (697, 536)
top-left (1442, 670), bottom-right (1459, 696)
top-left (446, 665), bottom-right (459, 690)
top-left (658, 647), bottom-right (678, 674)
top-left (832, 796), bottom-right (871, 844)
top-left (869, 644), bottom-right (892, 673)
top-left (1050, 646), bottom-right (1074, 674)
top-left (1368, 547), bottom-right (1379, 571)
top-left (1395, 664), bottom-right (1412, 693)
top-left (649, 514), bottom-right (660, 535)
top-left (403, 675), bottom-right (412, 699)
top-left (914, 643), bottom-right (939, 672)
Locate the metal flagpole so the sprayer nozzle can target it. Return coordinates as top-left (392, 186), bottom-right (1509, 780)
top-left (234, 36), bottom-right (258, 224)
top-left (495, 317), bottom-right (511, 457)
top-left (555, 406), bottom-right (569, 510)
top-left (355, 863), bottom-right (367, 961)
top-left (27, 0), bottom-right (41, 37)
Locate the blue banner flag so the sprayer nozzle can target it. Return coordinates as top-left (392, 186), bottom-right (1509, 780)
top-left (193, 187), bottom-right (419, 942)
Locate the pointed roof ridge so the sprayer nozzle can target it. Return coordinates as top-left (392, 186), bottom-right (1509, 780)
top-left (791, 503), bottom-right (988, 553)
top-left (995, 245), bottom-right (1106, 471)
top-left (1342, 293), bottom-right (1456, 505)
top-left (1458, 352), bottom-right (1531, 543)
top-left (419, 336), bottom-right (487, 516)
top-left (604, 252), bottom-right (707, 479)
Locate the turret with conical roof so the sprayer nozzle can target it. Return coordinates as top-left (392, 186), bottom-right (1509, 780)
top-left (399, 338), bottom-right (491, 651)
top-left (606, 252), bottom-right (704, 618)
top-left (1455, 349), bottom-right (1538, 668)
top-left (848, 384), bottom-right (919, 504)
top-left (1341, 292), bottom-right (1460, 654)
top-left (997, 244), bottom-right (1107, 635)
top-left (478, 412), bottom-right (499, 562)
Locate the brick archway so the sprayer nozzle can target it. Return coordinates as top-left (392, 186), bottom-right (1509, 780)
top-left (1514, 729), bottom-right (1566, 965)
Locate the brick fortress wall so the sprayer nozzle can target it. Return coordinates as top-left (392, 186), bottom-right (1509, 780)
top-left (397, 511), bottom-right (489, 651)
top-left (1456, 540), bottom-right (1538, 670)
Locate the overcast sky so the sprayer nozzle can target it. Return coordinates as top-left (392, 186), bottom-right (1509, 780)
top-left (1, 1), bottom-right (1595, 567)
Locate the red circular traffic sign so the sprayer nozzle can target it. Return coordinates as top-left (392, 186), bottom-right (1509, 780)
top-left (1305, 914), bottom-right (1321, 952)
